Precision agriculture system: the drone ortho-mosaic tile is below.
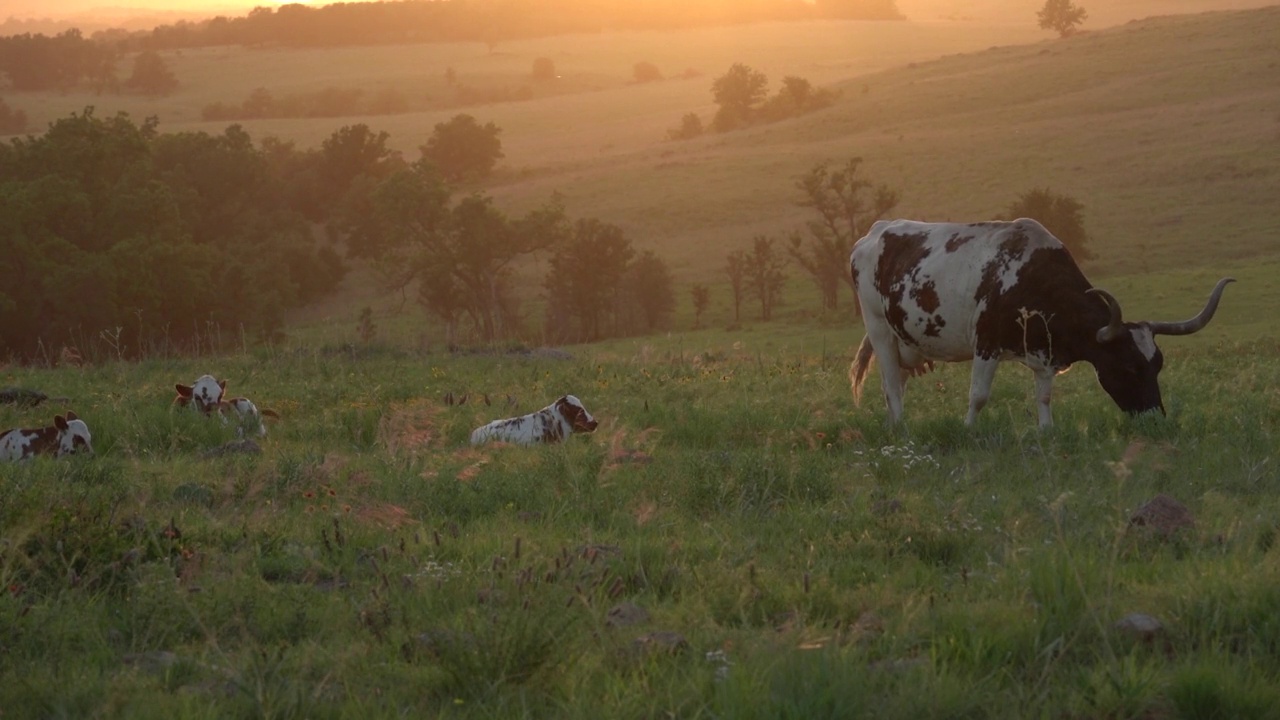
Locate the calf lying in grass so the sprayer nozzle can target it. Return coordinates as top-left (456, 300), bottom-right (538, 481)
top-left (174, 374), bottom-right (279, 437)
top-left (470, 395), bottom-right (598, 446)
top-left (0, 412), bottom-right (93, 460)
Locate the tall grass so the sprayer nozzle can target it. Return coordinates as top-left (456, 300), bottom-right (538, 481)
top-left (2, 335), bottom-right (1279, 716)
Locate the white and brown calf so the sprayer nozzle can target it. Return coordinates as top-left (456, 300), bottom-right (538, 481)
top-left (0, 412), bottom-right (93, 460)
top-left (174, 374), bottom-right (279, 437)
top-left (470, 395), bottom-right (598, 446)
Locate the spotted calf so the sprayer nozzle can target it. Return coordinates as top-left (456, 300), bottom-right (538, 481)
top-left (470, 395), bottom-right (598, 446)
top-left (175, 374), bottom-right (279, 437)
top-left (0, 411), bottom-right (93, 460)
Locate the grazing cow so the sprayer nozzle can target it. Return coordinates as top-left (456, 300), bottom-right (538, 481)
top-left (174, 374), bottom-right (279, 437)
top-left (0, 412), bottom-right (93, 460)
top-left (470, 395), bottom-right (598, 446)
top-left (849, 218), bottom-right (1233, 427)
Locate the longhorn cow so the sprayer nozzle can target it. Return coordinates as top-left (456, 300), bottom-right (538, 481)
top-left (849, 218), bottom-right (1233, 427)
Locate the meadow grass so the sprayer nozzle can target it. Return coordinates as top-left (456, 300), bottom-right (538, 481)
top-left (2, 329), bottom-right (1278, 718)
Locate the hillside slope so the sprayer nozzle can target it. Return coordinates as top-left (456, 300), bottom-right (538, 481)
top-left (487, 5), bottom-right (1280, 282)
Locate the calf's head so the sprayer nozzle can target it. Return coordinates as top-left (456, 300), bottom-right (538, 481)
top-left (1087, 278), bottom-right (1233, 416)
top-left (55, 411), bottom-right (94, 456)
top-left (175, 374), bottom-right (227, 413)
top-left (555, 395), bottom-right (598, 434)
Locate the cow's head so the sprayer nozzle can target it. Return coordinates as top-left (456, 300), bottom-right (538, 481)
top-left (1087, 278), bottom-right (1233, 416)
top-left (55, 411), bottom-right (93, 456)
top-left (555, 395), bottom-right (599, 434)
top-left (175, 374), bottom-right (227, 414)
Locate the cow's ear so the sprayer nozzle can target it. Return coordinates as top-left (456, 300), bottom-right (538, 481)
top-left (176, 383), bottom-right (193, 397)
top-left (218, 379), bottom-right (227, 393)
top-left (55, 415), bottom-right (68, 430)
top-left (557, 397), bottom-right (579, 421)
top-left (65, 411), bottom-right (78, 421)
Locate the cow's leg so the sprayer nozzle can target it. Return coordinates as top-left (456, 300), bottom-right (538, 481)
top-left (866, 332), bottom-right (907, 423)
top-left (965, 356), bottom-right (1000, 426)
top-left (1033, 368), bottom-right (1055, 428)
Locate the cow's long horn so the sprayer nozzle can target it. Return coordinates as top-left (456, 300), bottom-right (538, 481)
top-left (1146, 277), bottom-right (1235, 336)
top-left (1086, 287), bottom-right (1126, 343)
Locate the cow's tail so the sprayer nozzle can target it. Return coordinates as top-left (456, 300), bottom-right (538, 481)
top-left (850, 335), bottom-right (875, 406)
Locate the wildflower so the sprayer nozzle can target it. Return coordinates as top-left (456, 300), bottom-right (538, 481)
top-left (303, 491), bottom-right (316, 499)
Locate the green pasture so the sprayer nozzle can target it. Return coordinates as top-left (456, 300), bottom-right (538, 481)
top-left (2, 321), bottom-right (1279, 717)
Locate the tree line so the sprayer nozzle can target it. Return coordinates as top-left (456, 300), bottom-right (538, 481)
top-left (121, 0), bottom-right (902, 53)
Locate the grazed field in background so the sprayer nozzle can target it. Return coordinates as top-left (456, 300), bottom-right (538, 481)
top-left (1, 335), bottom-right (1279, 718)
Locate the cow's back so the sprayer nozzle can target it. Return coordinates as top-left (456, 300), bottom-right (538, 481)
top-left (851, 219), bottom-right (1067, 359)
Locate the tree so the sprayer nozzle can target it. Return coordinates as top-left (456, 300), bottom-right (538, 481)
top-left (421, 114), bottom-right (504, 183)
top-left (668, 113), bottom-right (703, 141)
top-left (633, 61), bottom-right (663, 83)
top-left (621, 251), bottom-right (675, 333)
top-left (531, 57), bottom-right (557, 81)
top-left (545, 218), bottom-right (634, 342)
top-left (0, 98), bottom-right (27, 134)
top-left (690, 284), bottom-right (710, 329)
top-left (725, 251), bottom-right (746, 323)
top-left (791, 157), bottom-right (899, 311)
top-left (340, 160), bottom-right (566, 343)
top-left (125, 50), bottom-right (178, 96)
top-left (1038, 0), bottom-right (1087, 37)
top-left (1004, 187), bottom-right (1092, 261)
top-left (743, 236), bottom-right (787, 321)
top-left (711, 63), bottom-right (768, 132)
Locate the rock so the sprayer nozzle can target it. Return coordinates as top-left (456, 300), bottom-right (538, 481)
top-left (872, 498), bottom-right (903, 517)
top-left (173, 483), bottom-right (215, 506)
top-left (606, 602), bottom-right (650, 628)
top-left (0, 388), bottom-right (49, 407)
top-left (1130, 494), bottom-right (1194, 537)
top-left (632, 631), bottom-right (688, 655)
top-left (851, 611), bottom-right (885, 643)
top-left (1114, 612), bottom-right (1164, 641)
top-left (202, 439), bottom-right (262, 459)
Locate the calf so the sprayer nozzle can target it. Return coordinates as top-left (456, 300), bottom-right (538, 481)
top-left (0, 412), bottom-right (93, 460)
top-left (174, 374), bottom-right (279, 437)
top-left (470, 395), bottom-right (598, 446)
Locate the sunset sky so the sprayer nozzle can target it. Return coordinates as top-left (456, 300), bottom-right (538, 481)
top-left (5, 0), bottom-right (1275, 29)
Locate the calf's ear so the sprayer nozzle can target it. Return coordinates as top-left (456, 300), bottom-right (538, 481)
top-left (65, 411), bottom-right (78, 421)
top-left (176, 383), bottom-right (193, 397)
top-left (55, 415), bottom-right (69, 431)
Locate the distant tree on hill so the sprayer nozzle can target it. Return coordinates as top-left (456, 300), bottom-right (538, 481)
top-left (545, 218), bottom-right (635, 342)
top-left (725, 251), bottom-right (746, 324)
top-left (532, 57), bottom-right (557, 81)
top-left (0, 98), bottom-right (27, 134)
top-left (1038, 0), bottom-right (1087, 37)
top-left (711, 63), bottom-right (768, 132)
top-left (667, 112), bottom-right (703, 141)
top-left (1003, 187), bottom-right (1092, 261)
top-left (633, 61), bottom-right (663, 83)
top-left (621, 250), bottom-right (676, 333)
top-left (421, 114), bottom-right (504, 183)
top-left (791, 157), bottom-right (899, 311)
top-left (125, 50), bottom-right (178, 96)
top-left (743, 236), bottom-right (787, 321)
top-left (691, 284), bottom-right (710, 329)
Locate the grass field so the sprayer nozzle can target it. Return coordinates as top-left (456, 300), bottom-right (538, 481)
top-left (2, 331), bottom-right (1279, 718)
top-left (3, 8), bottom-right (1280, 714)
